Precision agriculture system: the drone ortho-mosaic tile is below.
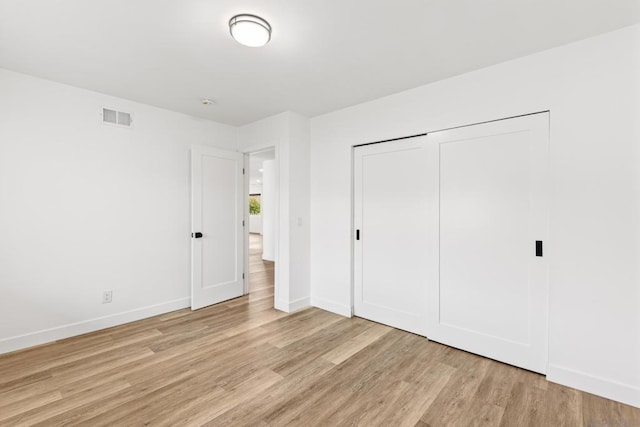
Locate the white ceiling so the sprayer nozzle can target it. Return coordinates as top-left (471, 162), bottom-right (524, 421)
top-left (1, 1), bottom-right (639, 125)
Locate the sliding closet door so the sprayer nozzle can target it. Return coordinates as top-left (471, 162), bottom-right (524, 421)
top-left (353, 136), bottom-right (430, 336)
top-left (424, 113), bottom-right (549, 373)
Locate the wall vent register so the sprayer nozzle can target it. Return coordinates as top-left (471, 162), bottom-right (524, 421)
top-left (102, 107), bottom-right (132, 127)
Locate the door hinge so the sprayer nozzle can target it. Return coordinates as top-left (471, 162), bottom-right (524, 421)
top-left (243, 168), bottom-right (245, 175)
top-left (242, 220), bottom-right (245, 227)
top-left (243, 273), bottom-right (245, 279)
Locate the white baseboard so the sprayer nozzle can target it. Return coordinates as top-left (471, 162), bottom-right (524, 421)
top-left (274, 297), bottom-right (311, 313)
top-left (274, 299), bottom-right (288, 312)
top-left (547, 364), bottom-right (640, 408)
top-left (0, 297), bottom-right (190, 355)
top-left (311, 296), bottom-right (352, 318)
top-left (288, 297), bottom-right (311, 312)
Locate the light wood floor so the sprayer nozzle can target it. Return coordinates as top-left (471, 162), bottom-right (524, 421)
top-left (1, 235), bottom-right (638, 426)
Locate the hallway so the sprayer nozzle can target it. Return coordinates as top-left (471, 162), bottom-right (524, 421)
top-left (249, 233), bottom-right (274, 303)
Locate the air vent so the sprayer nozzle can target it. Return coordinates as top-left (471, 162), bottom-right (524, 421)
top-left (102, 108), bottom-right (133, 128)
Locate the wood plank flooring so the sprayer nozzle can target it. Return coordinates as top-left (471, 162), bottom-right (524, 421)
top-left (0, 234), bottom-right (638, 426)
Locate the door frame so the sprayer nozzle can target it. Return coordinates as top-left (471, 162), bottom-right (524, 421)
top-left (241, 144), bottom-right (280, 308)
top-left (243, 153), bottom-right (250, 295)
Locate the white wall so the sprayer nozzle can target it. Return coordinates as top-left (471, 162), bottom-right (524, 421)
top-left (238, 112), bottom-right (311, 312)
top-left (262, 160), bottom-right (276, 260)
top-left (288, 113), bottom-right (311, 306)
top-left (0, 68), bottom-right (237, 353)
top-left (249, 183), bottom-right (263, 194)
top-left (309, 24), bottom-right (640, 407)
top-left (249, 214), bottom-right (262, 234)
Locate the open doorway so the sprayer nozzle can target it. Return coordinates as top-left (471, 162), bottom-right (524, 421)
top-left (247, 149), bottom-right (276, 306)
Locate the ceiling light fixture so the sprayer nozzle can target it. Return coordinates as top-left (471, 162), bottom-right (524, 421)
top-left (229, 14), bottom-right (271, 47)
top-left (201, 98), bottom-right (215, 105)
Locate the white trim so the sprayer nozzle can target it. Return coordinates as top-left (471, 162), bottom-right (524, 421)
top-left (349, 146), bottom-right (356, 316)
top-left (288, 297), bottom-right (311, 312)
top-left (274, 297), bottom-right (310, 313)
top-left (311, 296), bottom-right (352, 318)
top-left (274, 299), bottom-right (288, 312)
top-left (0, 297), bottom-right (190, 355)
top-left (243, 153), bottom-right (250, 295)
top-left (547, 364), bottom-right (640, 408)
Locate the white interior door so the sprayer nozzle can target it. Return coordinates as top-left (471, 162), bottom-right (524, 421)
top-left (353, 136), bottom-right (430, 336)
top-left (425, 113), bottom-right (549, 373)
top-left (191, 146), bottom-right (244, 310)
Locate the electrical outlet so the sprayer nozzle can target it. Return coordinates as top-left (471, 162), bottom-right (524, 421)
top-left (102, 290), bottom-right (113, 304)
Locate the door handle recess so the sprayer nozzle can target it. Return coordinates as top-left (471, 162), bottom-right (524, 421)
top-left (192, 232), bottom-right (203, 239)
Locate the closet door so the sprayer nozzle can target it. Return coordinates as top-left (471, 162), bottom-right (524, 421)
top-left (353, 136), bottom-right (430, 336)
top-left (424, 113), bottom-right (549, 373)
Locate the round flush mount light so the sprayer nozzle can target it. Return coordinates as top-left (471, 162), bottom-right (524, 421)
top-left (229, 14), bottom-right (271, 47)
